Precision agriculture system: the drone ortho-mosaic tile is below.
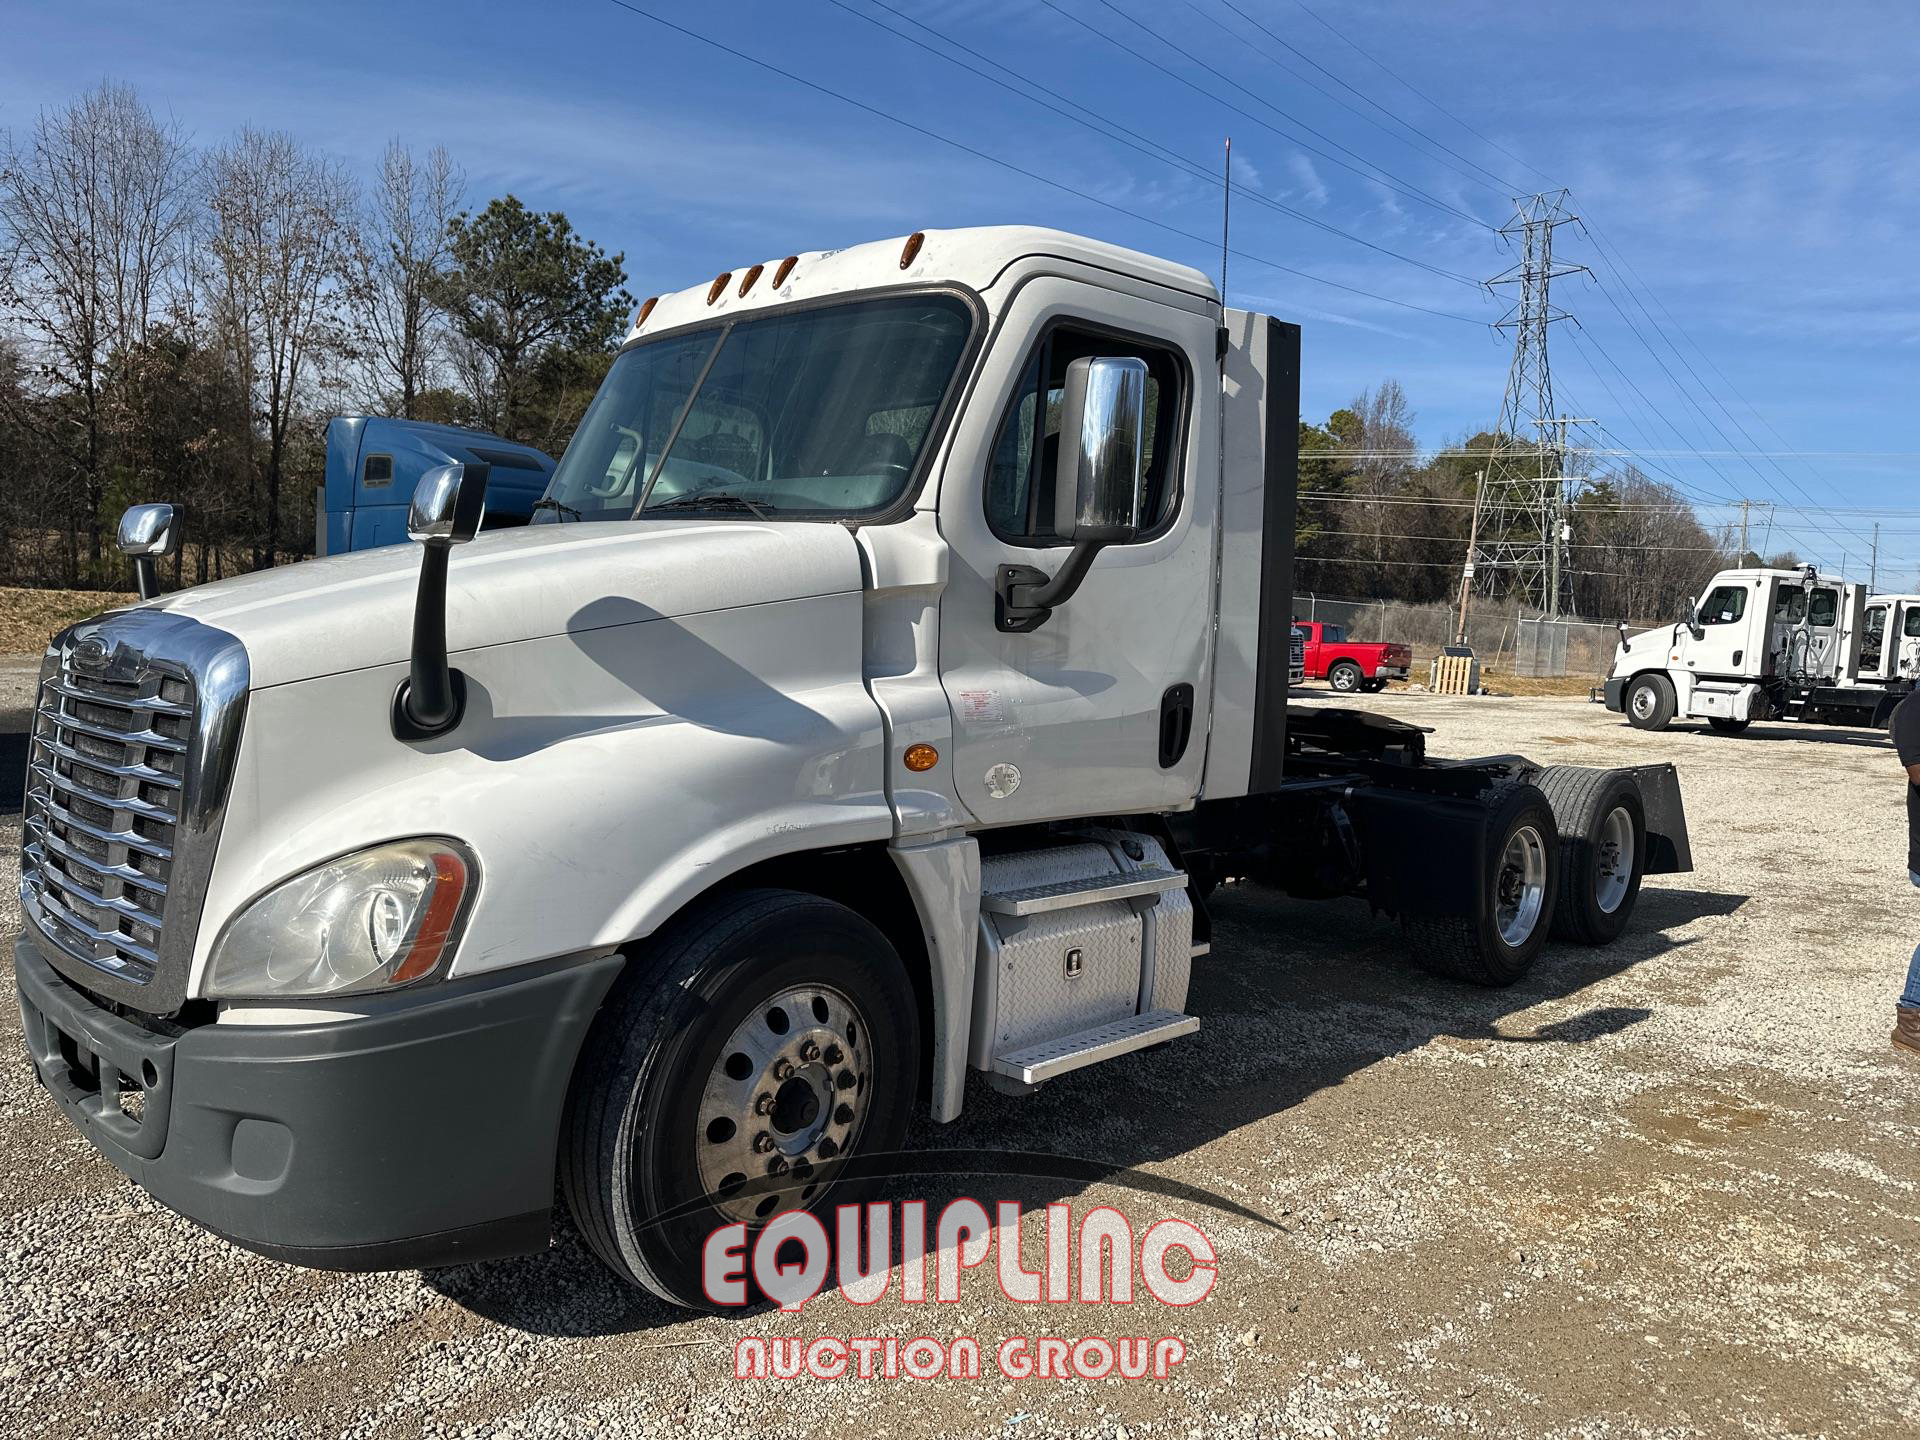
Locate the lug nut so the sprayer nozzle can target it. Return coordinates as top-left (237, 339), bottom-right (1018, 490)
top-left (836, 1069), bottom-right (857, 1091)
top-left (773, 1059), bottom-right (795, 1081)
top-left (768, 1156), bottom-right (789, 1176)
top-left (753, 1093), bottom-right (774, 1115)
top-left (799, 1040), bottom-right (821, 1063)
top-left (753, 1132), bottom-right (774, 1154)
top-left (835, 1104), bottom-right (854, 1125)
top-left (823, 1044), bottom-right (843, 1066)
top-left (817, 1138), bottom-right (839, 1159)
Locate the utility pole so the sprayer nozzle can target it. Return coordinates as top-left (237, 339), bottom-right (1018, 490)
top-left (1739, 499), bottom-right (1751, 558)
top-left (1871, 522), bottom-right (1880, 591)
top-left (1456, 469), bottom-right (1486, 645)
top-left (1477, 192), bottom-right (1589, 618)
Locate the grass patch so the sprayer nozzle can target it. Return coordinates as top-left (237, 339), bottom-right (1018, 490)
top-left (0, 586), bottom-right (133, 657)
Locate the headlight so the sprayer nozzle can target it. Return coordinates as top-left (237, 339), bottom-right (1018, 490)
top-left (205, 839), bottom-right (477, 999)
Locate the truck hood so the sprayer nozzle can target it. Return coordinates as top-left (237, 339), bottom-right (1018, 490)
top-left (147, 521), bottom-right (865, 688)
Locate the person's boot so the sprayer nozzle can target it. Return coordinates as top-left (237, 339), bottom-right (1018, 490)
top-left (1895, 1006), bottom-right (1920, 1057)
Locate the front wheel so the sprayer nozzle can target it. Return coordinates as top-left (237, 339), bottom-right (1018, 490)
top-left (1404, 782), bottom-right (1559, 986)
top-left (1328, 660), bottom-right (1364, 693)
top-left (561, 889), bottom-right (920, 1308)
top-left (1625, 673), bottom-right (1676, 731)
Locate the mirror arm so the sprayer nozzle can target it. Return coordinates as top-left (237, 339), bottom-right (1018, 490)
top-left (995, 539), bottom-right (1105, 634)
top-left (131, 555), bottom-right (160, 601)
top-left (392, 542), bottom-right (465, 739)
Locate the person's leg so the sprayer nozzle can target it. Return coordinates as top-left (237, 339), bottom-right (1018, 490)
top-left (1898, 875), bottom-right (1920, 1053)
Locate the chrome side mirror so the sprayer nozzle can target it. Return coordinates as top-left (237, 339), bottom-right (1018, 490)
top-left (1616, 619), bottom-right (1631, 653)
top-left (997, 356), bottom-right (1148, 633)
top-left (1684, 598), bottom-right (1704, 640)
top-left (1053, 355), bottom-right (1147, 543)
top-left (407, 463), bottom-right (488, 544)
top-left (395, 462), bottom-right (491, 740)
top-left (117, 503), bottom-right (179, 600)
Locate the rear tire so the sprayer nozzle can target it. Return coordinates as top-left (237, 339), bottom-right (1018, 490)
top-left (1328, 660), bottom-right (1364, 693)
top-left (560, 889), bottom-right (919, 1309)
top-left (1625, 673), bottom-right (1675, 731)
top-left (1403, 782), bottom-right (1559, 986)
top-left (1534, 766), bottom-right (1647, 945)
top-left (1707, 716), bottom-right (1751, 734)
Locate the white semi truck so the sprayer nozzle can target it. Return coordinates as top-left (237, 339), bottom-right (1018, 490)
top-left (16, 227), bottom-right (1690, 1309)
top-left (1603, 563), bottom-right (1915, 733)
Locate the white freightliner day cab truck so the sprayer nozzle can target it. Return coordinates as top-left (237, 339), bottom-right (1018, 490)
top-left (1603, 563), bottom-right (1916, 734)
top-left (16, 227), bottom-right (1693, 1309)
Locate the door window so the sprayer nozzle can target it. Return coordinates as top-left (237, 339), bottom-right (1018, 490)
top-left (1700, 585), bottom-right (1746, 624)
top-left (1905, 608), bottom-right (1920, 638)
top-left (1774, 589), bottom-right (1807, 623)
top-left (987, 324), bottom-right (1187, 545)
top-left (1808, 588), bottom-right (1837, 627)
top-left (1864, 606), bottom-right (1888, 667)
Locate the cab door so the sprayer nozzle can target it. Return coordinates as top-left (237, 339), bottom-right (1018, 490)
top-left (1861, 602), bottom-right (1891, 680)
top-left (934, 274), bottom-right (1217, 825)
top-left (1682, 576), bottom-right (1761, 678)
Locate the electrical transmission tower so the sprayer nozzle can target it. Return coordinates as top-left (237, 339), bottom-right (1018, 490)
top-left (1471, 191), bottom-right (1590, 617)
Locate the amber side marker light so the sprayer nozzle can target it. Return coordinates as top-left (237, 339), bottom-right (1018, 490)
top-left (707, 272), bottom-right (732, 305)
top-left (904, 743), bottom-right (939, 772)
top-left (899, 231), bottom-right (925, 269)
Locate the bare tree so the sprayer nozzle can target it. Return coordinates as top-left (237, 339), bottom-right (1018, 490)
top-left (0, 82), bottom-right (195, 567)
top-left (204, 128), bottom-right (358, 566)
top-left (1348, 380), bottom-right (1417, 564)
top-left (352, 141), bottom-right (462, 417)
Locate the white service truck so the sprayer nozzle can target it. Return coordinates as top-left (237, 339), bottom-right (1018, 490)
top-left (16, 227), bottom-right (1691, 1309)
top-left (1603, 563), bottom-right (1915, 733)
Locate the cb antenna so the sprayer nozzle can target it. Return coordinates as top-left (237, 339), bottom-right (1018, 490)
top-left (1219, 136), bottom-right (1232, 310)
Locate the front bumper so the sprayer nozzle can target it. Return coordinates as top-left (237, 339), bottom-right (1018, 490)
top-left (16, 934), bottom-right (622, 1270)
top-left (1602, 677), bottom-right (1628, 713)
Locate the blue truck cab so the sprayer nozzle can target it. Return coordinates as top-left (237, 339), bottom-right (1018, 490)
top-left (318, 416), bottom-right (556, 554)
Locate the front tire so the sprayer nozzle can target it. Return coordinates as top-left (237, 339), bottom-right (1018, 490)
top-left (1625, 673), bottom-right (1676, 731)
top-left (1404, 782), bottom-right (1559, 986)
top-left (561, 889), bottom-right (919, 1309)
top-left (1328, 660), bottom-right (1364, 693)
top-left (1535, 766), bottom-right (1647, 945)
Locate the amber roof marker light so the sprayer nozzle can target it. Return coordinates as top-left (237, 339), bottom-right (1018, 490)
top-left (899, 231), bottom-right (925, 269)
top-left (737, 263), bottom-right (765, 297)
top-left (772, 255), bottom-right (799, 287)
top-left (634, 296), bottom-right (658, 326)
top-left (706, 272), bottom-right (732, 305)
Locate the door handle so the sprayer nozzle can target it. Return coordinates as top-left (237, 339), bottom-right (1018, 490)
top-left (1159, 683), bottom-right (1194, 769)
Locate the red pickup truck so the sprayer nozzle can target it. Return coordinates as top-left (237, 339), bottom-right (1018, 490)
top-left (1292, 621), bottom-right (1413, 693)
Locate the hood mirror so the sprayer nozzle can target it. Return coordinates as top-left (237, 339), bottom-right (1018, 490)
top-left (394, 462), bottom-right (491, 740)
top-left (117, 503), bottom-right (180, 600)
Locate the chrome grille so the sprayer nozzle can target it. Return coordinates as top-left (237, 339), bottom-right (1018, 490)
top-left (1290, 631), bottom-right (1306, 672)
top-left (21, 657), bottom-right (195, 987)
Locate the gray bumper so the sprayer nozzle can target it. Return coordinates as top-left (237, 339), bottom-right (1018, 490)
top-left (1602, 677), bottom-right (1628, 713)
top-left (16, 934), bottom-right (622, 1271)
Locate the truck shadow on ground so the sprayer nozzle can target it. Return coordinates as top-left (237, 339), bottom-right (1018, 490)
top-left (1666, 723), bottom-right (1891, 749)
top-left (426, 878), bottom-right (1745, 1336)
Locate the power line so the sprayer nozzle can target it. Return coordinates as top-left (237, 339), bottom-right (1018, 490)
top-left (827, 0), bottom-right (1484, 289)
top-left (602, 1), bottom-right (1486, 325)
top-left (1035, 0), bottom-right (1490, 228)
top-left (1207, 0), bottom-right (1521, 197)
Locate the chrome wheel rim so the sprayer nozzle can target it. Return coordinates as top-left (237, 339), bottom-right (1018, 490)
top-left (1595, 806), bottom-right (1635, 914)
top-left (1496, 824), bottom-right (1548, 947)
top-left (1630, 684), bottom-right (1656, 720)
top-left (696, 983), bottom-right (872, 1224)
top-left (1332, 668), bottom-right (1358, 691)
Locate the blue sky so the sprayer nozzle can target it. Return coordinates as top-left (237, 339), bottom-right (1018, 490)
top-left (6, 0), bottom-right (1918, 579)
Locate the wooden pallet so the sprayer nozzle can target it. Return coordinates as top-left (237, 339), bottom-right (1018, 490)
top-left (1431, 653), bottom-right (1475, 696)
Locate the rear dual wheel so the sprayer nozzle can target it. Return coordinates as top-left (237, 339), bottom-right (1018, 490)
top-left (1534, 766), bottom-right (1647, 945)
top-left (561, 889), bottom-right (918, 1309)
top-left (1404, 782), bottom-right (1558, 986)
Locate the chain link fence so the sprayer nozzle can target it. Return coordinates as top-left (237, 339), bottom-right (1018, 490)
top-left (1293, 592), bottom-right (1646, 680)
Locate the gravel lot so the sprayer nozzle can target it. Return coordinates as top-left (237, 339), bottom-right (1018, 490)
top-left (2, 659), bottom-right (1916, 1439)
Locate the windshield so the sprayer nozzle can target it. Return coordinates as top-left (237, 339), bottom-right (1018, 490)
top-left (537, 293), bottom-right (974, 523)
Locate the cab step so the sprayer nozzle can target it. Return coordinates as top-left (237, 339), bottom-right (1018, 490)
top-left (992, 1008), bottom-right (1200, 1084)
top-left (980, 868), bottom-right (1185, 917)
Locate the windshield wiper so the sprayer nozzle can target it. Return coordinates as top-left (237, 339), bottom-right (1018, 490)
top-left (645, 494), bottom-right (773, 520)
top-left (531, 497), bottom-right (583, 521)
